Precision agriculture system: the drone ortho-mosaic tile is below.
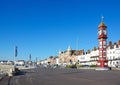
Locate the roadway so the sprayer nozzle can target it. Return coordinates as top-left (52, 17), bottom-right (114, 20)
top-left (0, 67), bottom-right (120, 85)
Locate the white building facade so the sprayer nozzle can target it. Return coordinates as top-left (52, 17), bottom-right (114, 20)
top-left (90, 49), bottom-right (99, 66)
top-left (107, 42), bottom-right (120, 67)
top-left (76, 41), bottom-right (120, 68)
top-left (77, 52), bottom-right (91, 66)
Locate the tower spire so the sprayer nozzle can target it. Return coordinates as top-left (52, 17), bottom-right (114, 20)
top-left (98, 16), bottom-right (107, 28)
top-left (101, 15), bottom-right (104, 22)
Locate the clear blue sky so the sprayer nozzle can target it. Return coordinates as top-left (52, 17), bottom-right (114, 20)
top-left (0, 0), bottom-right (120, 61)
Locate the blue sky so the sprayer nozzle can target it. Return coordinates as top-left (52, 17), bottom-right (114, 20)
top-left (0, 0), bottom-right (120, 61)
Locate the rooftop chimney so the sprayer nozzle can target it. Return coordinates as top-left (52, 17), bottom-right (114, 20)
top-left (118, 40), bottom-right (120, 46)
top-left (107, 41), bottom-right (112, 49)
top-left (114, 42), bottom-right (117, 48)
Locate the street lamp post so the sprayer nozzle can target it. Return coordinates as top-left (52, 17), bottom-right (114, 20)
top-left (14, 46), bottom-right (18, 67)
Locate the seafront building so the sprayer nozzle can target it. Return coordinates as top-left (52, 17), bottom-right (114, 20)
top-left (40, 40), bottom-right (120, 68)
top-left (53, 40), bottom-right (120, 68)
top-left (58, 46), bottom-right (84, 66)
top-left (40, 18), bottom-right (120, 68)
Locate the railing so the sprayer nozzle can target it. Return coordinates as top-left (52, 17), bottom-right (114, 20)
top-left (0, 71), bottom-right (7, 80)
top-left (108, 58), bottom-right (120, 61)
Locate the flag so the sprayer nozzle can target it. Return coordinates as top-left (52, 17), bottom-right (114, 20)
top-left (29, 54), bottom-right (31, 61)
top-left (15, 46), bottom-right (18, 57)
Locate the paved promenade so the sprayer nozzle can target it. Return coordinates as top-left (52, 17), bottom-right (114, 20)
top-left (0, 67), bottom-right (120, 85)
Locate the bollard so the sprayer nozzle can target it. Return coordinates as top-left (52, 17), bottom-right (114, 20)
top-left (8, 69), bottom-right (13, 77)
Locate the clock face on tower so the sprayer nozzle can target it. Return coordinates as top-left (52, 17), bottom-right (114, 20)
top-left (98, 30), bottom-right (102, 35)
top-left (103, 30), bottom-right (107, 35)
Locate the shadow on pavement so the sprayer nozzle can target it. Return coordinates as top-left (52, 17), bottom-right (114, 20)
top-left (15, 71), bottom-right (26, 76)
top-left (7, 77), bottom-right (11, 85)
top-left (62, 71), bottom-right (84, 75)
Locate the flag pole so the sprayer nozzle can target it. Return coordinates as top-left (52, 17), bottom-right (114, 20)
top-left (14, 46), bottom-right (18, 68)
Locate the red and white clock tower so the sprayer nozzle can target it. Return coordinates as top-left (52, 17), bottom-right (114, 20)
top-left (97, 16), bottom-right (108, 68)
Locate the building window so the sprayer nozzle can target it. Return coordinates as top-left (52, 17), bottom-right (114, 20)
top-left (113, 56), bottom-right (115, 59)
top-left (110, 56), bottom-right (111, 60)
top-left (113, 62), bottom-right (115, 65)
